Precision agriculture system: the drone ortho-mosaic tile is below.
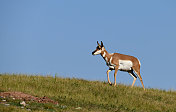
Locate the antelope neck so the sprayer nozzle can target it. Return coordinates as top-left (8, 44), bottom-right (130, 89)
top-left (101, 50), bottom-right (111, 62)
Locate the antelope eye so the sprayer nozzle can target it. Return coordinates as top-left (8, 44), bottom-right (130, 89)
top-left (97, 46), bottom-right (101, 50)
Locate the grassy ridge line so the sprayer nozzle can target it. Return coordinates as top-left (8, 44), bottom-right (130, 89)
top-left (0, 74), bottom-right (176, 112)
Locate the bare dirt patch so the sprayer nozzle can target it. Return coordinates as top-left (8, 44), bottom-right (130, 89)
top-left (0, 92), bottom-right (58, 104)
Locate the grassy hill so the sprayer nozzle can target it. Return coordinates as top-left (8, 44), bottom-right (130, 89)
top-left (0, 74), bottom-right (176, 112)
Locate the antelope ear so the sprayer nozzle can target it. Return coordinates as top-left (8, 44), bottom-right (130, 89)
top-left (97, 41), bottom-right (100, 46)
top-left (101, 41), bottom-right (104, 47)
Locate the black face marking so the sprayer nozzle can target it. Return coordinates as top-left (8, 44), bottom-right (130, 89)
top-left (92, 50), bottom-right (96, 55)
top-left (96, 45), bottom-right (102, 50)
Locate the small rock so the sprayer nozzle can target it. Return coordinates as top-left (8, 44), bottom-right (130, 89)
top-left (20, 101), bottom-right (26, 106)
top-left (2, 100), bottom-right (6, 102)
top-left (75, 107), bottom-right (82, 110)
top-left (5, 104), bottom-right (10, 106)
top-left (61, 105), bottom-right (67, 109)
top-left (12, 98), bottom-right (15, 100)
top-left (27, 109), bottom-right (31, 111)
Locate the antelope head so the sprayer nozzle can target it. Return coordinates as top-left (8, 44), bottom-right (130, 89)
top-left (92, 41), bottom-right (105, 55)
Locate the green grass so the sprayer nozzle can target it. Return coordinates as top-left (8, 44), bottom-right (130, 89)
top-left (0, 73), bottom-right (176, 112)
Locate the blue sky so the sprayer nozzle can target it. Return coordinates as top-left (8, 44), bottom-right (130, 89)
top-left (0, 0), bottom-right (176, 90)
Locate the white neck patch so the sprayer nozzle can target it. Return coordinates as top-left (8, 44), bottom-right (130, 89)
top-left (103, 52), bottom-right (106, 57)
top-left (109, 56), bottom-right (113, 64)
top-left (105, 57), bottom-right (108, 62)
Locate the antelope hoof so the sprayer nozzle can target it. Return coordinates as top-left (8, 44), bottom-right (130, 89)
top-left (108, 82), bottom-right (112, 85)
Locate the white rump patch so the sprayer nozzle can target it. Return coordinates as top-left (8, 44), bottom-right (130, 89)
top-left (118, 60), bottom-right (133, 71)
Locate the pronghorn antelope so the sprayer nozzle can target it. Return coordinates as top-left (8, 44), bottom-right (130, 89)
top-left (92, 41), bottom-right (145, 90)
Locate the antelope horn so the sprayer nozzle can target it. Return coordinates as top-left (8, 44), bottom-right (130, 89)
top-left (97, 41), bottom-right (100, 46)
